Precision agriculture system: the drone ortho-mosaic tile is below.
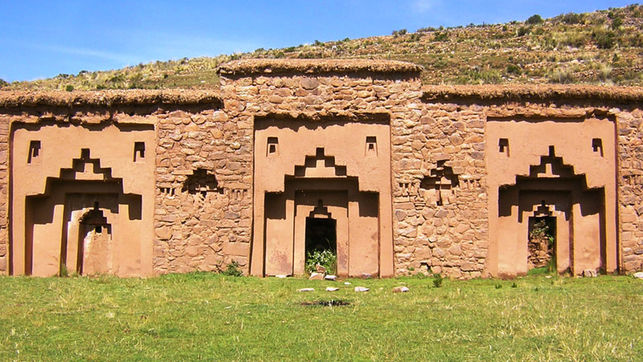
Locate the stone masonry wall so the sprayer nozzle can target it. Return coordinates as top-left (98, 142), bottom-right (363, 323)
top-left (219, 71), bottom-right (427, 276)
top-left (0, 80), bottom-right (641, 277)
top-left (616, 108), bottom-right (643, 272)
top-left (393, 102), bottom-right (488, 278)
top-left (154, 107), bottom-right (252, 274)
top-left (0, 116), bottom-right (8, 273)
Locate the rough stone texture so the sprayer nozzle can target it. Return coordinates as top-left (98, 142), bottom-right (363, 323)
top-left (0, 117), bottom-right (7, 274)
top-left (617, 108), bottom-right (643, 272)
top-left (392, 101), bottom-right (488, 279)
top-left (0, 59), bottom-right (641, 277)
top-left (154, 108), bottom-right (252, 273)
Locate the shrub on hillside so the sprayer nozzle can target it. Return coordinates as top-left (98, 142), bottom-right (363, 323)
top-left (0, 78), bottom-right (7, 88)
top-left (392, 29), bottom-right (408, 37)
top-left (526, 14), bottom-right (544, 25)
top-left (592, 28), bottom-right (616, 49)
top-left (517, 26), bottom-right (531, 37)
top-left (557, 12), bottom-right (585, 24)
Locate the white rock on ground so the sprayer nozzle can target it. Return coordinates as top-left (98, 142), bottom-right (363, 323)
top-left (325, 275), bottom-right (337, 281)
top-left (354, 286), bottom-right (369, 292)
top-left (326, 287), bottom-right (339, 292)
top-left (633, 272), bottom-right (643, 279)
top-left (393, 286), bottom-right (410, 293)
top-left (298, 288), bottom-right (314, 292)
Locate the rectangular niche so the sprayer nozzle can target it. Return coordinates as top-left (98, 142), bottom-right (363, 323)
top-left (28, 140), bottom-right (41, 164)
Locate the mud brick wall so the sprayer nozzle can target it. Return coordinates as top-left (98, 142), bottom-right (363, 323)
top-left (154, 107), bottom-right (252, 274)
top-left (616, 107), bottom-right (643, 272)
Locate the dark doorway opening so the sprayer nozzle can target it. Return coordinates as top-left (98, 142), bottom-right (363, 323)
top-left (305, 217), bottom-right (336, 253)
top-left (305, 217), bottom-right (337, 274)
top-left (528, 216), bottom-right (556, 272)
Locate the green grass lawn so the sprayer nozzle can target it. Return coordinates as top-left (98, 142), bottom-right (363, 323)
top-left (1, 273), bottom-right (641, 360)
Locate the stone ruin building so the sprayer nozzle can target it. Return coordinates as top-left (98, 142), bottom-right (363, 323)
top-left (0, 59), bottom-right (641, 279)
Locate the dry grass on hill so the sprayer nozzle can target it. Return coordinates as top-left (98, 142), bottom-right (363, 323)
top-left (2, 4), bottom-right (642, 91)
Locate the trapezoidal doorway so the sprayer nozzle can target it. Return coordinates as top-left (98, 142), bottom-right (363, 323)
top-left (251, 115), bottom-right (393, 277)
top-left (497, 147), bottom-right (607, 275)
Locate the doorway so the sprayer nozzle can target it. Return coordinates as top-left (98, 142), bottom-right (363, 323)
top-left (527, 216), bottom-right (556, 271)
top-left (305, 217), bottom-right (337, 274)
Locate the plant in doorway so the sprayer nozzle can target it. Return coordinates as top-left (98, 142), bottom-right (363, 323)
top-left (305, 249), bottom-right (337, 275)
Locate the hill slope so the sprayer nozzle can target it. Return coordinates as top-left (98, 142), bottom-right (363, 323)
top-left (3, 4), bottom-right (642, 91)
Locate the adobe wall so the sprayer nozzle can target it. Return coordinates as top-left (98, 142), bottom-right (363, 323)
top-left (0, 60), bottom-right (641, 278)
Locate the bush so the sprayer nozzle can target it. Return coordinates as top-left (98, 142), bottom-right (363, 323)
top-left (432, 274), bottom-right (443, 288)
top-left (549, 68), bottom-right (574, 83)
top-left (526, 14), bottom-right (544, 25)
top-left (517, 26), bottom-right (530, 37)
top-left (221, 261), bottom-right (243, 277)
top-left (392, 29), bottom-right (408, 37)
top-left (434, 31), bottom-right (448, 41)
top-left (305, 249), bottom-right (336, 275)
top-left (592, 28), bottom-right (616, 49)
top-left (65, 84), bottom-right (74, 92)
top-left (0, 78), bottom-right (7, 88)
top-left (558, 12), bottom-right (585, 25)
top-left (417, 26), bottom-right (437, 33)
top-left (506, 64), bottom-right (522, 75)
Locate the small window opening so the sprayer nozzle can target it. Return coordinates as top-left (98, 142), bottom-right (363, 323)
top-left (95, 225), bottom-right (102, 233)
top-left (28, 140), bottom-right (41, 163)
top-left (498, 138), bottom-right (509, 155)
top-left (134, 142), bottom-right (145, 162)
top-left (592, 138), bottom-right (603, 157)
top-left (81, 148), bottom-right (90, 159)
top-left (366, 136), bottom-right (377, 155)
top-left (267, 137), bottom-right (279, 156)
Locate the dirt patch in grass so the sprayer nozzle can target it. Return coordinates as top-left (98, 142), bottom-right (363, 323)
top-left (300, 299), bottom-right (352, 307)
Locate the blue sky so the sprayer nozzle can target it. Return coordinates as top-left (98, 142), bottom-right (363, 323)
top-left (0, 0), bottom-right (635, 82)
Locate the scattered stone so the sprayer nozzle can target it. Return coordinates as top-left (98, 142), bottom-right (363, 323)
top-left (361, 273), bottom-right (372, 279)
top-left (274, 274), bottom-right (288, 278)
top-left (297, 288), bottom-right (314, 292)
top-left (309, 272), bottom-right (324, 280)
top-left (633, 272), bottom-right (643, 279)
top-left (324, 275), bottom-right (337, 281)
top-left (354, 286), bottom-right (369, 292)
top-left (582, 269), bottom-right (598, 277)
top-left (344, 282), bottom-right (352, 285)
top-left (393, 286), bottom-right (410, 293)
top-left (316, 264), bottom-right (327, 273)
top-left (326, 287), bottom-right (339, 292)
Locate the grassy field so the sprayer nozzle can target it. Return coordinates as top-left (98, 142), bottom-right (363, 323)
top-left (0, 273), bottom-right (641, 360)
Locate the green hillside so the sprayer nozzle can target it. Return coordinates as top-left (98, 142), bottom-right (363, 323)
top-left (2, 4), bottom-right (642, 91)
